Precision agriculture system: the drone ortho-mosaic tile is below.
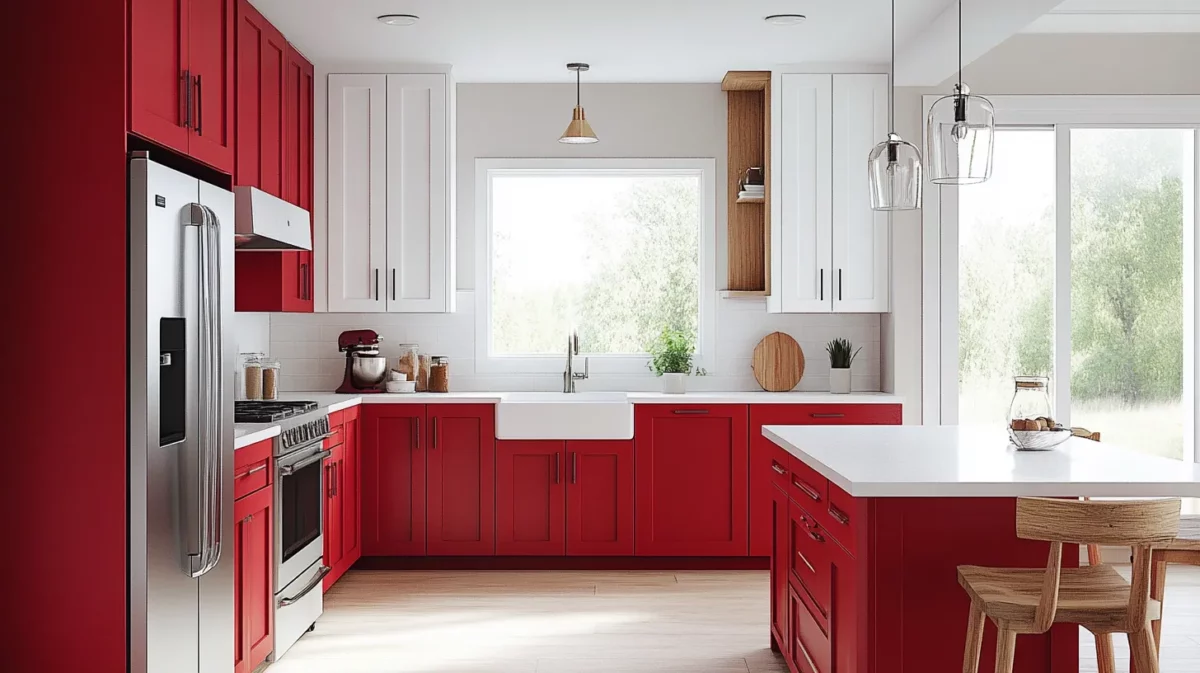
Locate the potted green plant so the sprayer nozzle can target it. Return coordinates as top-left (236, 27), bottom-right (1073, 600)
top-left (826, 338), bottom-right (861, 394)
top-left (648, 327), bottom-right (695, 394)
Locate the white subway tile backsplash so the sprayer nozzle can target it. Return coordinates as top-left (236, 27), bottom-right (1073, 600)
top-left (267, 291), bottom-right (881, 394)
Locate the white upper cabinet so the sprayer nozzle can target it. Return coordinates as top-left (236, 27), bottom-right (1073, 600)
top-left (328, 72), bottom-right (456, 313)
top-left (328, 74), bottom-right (388, 312)
top-left (770, 72), bottom-right (891, 314)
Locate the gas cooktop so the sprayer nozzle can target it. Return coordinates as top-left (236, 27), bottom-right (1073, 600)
top-left (234, 400), bottom-right (318, 424)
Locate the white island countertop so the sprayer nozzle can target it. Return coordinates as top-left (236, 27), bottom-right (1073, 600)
top-left (763, 424), bottom-right (1200, 498)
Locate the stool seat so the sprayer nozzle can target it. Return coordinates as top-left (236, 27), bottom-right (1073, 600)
top-left (958, 564), bottom-right (1161, 633)
top-left (1159, 516), bottom-right (1200, 552)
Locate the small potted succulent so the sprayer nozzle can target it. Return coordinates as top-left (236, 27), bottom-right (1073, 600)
top-left (826, 338), bottom-right (861, 394)
top-left (648, 327), bottom-right (696, 394)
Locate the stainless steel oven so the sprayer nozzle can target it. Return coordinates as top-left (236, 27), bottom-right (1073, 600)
top-left (271, 414), bottom-right (332, 659)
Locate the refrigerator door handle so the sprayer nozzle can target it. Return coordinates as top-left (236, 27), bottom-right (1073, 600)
top-left (184, 203), bottom-right (224, 578)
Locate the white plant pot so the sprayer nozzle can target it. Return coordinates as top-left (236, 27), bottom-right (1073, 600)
top-left (830, 368), bottom-right (852, 394)
top-left (661, 373), bottom-right (688, 394)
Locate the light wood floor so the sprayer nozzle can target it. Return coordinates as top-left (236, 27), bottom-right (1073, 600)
top-left (267, 567), bottom-right (1200, 673)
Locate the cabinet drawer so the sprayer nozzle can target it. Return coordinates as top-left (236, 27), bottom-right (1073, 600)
top-left (769, 445), bottom-right (791, 489)
top-left (825, 481), bottom-right (857, 555)
top-left (234, 439), bottom-right (273, 500)
top-left (789, 584), bottom-right (831, 673)
top-left (791, 403), bottom-right (902, 425)
top-left (789, 502), bottom-right (831, 619)
top-left (789, 455), bottom-right (827, 510)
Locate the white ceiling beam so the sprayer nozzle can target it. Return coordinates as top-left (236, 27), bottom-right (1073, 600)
top-left (895, 0), bottom-right (1065, 87)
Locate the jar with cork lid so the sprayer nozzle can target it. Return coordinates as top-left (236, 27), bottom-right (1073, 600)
top-left (429, 356), bottom-right (450, 393)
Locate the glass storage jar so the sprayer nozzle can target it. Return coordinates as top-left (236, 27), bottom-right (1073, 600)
top-left (429, 356), bottom-right (449, 393)
top-left (260, 357), bottom-right (281, 400)
top-left (1007, 376), bottom-right (1069, 450)
top-left (415, 354), bottom-right (432, 392)
top-left (396, 344), bottom-right (419, 382)
top-left (240, 353), bottom-right (264, 401)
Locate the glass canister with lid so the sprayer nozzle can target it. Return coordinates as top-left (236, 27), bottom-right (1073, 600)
top-left (239, 353), bottom-right (264, 400)
top-left (1007, 376), bottom-right (1069, 450)
top-left (396, 344), bottom-right (420, 382)
top-left (429, 356), bottom-right (450, 393)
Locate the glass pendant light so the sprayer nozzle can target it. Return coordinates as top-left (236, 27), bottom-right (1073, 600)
top-left (559, 63), bottom-right (598, 144)
top-left (926, 0), bottom-right (995, 185)
top-left (867, 0), bottom-right (922, 211)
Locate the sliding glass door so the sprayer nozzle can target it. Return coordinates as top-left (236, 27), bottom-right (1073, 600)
top-left (938, 120), bottom-right (1197, 463)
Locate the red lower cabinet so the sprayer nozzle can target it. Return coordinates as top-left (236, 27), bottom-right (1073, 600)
top-left (360, 404), bottom-right (426, 556)
top-left (770, 484), bottom-right (790, 651)
top-left (425, 405), bottom-right (496, 555)
top-left (634, 405), bottom-right (749, 556)
top-left (323, 443), bottom-right (345, 583)
top-left (749, 404), bottom-right (901, 556)
top-left (340, 407), bottom-right (361, 567)
top-left (496, 441), bottom-right (566, 555)
top-left (567, 440), bottom-right (635, 556)
top-left (233, 485), bottom-right (273, 673)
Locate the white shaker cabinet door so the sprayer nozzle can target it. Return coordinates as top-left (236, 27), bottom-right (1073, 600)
top-left (831, 74), bottom-right (890, 313)
top-left (385, 74), bottom-right (454, 313)
top-left (770, 73), bottom-right (833, 314)
top-left (328, 74), bottom-right (388, 312)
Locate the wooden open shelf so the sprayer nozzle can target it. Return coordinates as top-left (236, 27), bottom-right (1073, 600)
top-left (722, 71), bottom-right (771, 295)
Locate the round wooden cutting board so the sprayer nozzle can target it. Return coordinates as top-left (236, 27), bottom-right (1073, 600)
top-left (752, 332), bottom-right (805, 392)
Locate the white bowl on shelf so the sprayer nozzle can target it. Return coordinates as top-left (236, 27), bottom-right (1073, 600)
top-left (385, 380), bottom-right (416, 393)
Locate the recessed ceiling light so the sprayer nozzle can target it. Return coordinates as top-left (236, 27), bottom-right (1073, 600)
top-left (377, 14), bottom-right (419, 26)
top-left (764, 14), bottom-right (807, 26)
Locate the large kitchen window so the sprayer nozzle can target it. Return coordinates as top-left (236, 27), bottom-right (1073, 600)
top-left (928, 96), bottom-right (1200, 465)
top-left (475, 159), bottom-right (715, 373)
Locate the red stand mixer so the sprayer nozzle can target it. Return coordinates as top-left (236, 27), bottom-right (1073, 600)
top-left (336, 329), bottom-right (388, 393)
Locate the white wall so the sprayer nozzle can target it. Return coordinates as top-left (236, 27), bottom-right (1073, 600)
top-left (271, 82), bottom-right (882, 393)
top-left (885, 33), bottom-right (1200, 424)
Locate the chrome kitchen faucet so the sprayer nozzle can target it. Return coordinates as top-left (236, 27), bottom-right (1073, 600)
top-left (563, 331), bottom-right (589, 393)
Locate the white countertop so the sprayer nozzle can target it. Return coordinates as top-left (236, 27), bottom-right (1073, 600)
top-left (763, 424), bottom-right (1200, 498)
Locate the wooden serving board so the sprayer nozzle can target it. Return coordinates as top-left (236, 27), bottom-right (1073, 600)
top-left (752, 332), bottom-right (804, 392)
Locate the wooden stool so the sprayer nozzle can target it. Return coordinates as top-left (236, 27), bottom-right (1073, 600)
top-left (1149, 517), bottom-right (1200, 653)
top-left (958, 497), bottom-right (1180, 673)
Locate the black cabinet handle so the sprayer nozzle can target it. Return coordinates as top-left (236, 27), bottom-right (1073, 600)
top-left (672, 409), bottom-right (709, 415)
top-left (819, 269), bottom-right (824, 301)
top-left (194, 74), bottom-right (203, 136)
top-left (392, 269), bottom-right (396, 301)
top-left (181, 70), bottom-right (192, 128)
top-left (838, 269), bottom-right (843, 301)
top-left (374, 269), bottom-right (380, 300)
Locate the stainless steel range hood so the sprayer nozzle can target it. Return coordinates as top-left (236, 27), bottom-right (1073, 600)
top-left (233, 186), bottom-right (313, 250)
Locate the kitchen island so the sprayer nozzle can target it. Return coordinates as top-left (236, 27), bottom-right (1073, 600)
top-left (760, 425), bottom-right (1200, 673)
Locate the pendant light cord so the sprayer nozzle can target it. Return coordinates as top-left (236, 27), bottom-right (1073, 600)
top-left (958, 0), bottom-right (963, 90)
top-left (576, 69), bottom-right (581, 107)
top-left (888, 0), bottom-right (895, 134)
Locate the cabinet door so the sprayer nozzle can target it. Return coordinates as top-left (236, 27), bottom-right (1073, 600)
top-left (280, 46), bottom-right (315, 312)
top-left (234, 0), bottom-right (285, 196)
top-left (567, 440), bottom-right (635, 556)
top-left (328, 74), bottom-right (388, 312)
top-left (323, 445), bottom-right (344, 580)
top-left (772, 73), bottom-right (832, 314)
top-left (830, 540), bottom-right (860, 673)
top-left (360, 404), bottom-right (426, 556)
top-left (426, 405), bottom-right (496, 555)
top-left (341, 407), bottom-right (361, 566)
top-left (233, 486), bottom-right (273, 673)
top-left (384, 74), bottom-right (453, 313)
top-left (770, 484), bottom-right (790, 652)
top-left (634, 405), bottom-right (749, 556)
top-left (832, 74), bottom-right (889, 313)
top-left (750, 405), bottom-right (822, 556)
top-left (186, 0), bottom-right (235, 173)
top-left (129, 0), bottom-right (190, 154)
top-left (496, 441), bottom-right (565, 556)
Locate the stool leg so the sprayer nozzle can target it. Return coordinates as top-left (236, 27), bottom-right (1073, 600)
top-left (995, 624), bottom-right (1018, 673)
top-left (1130, 627), bottom-right (1160, 673)
top-left (1094, 632), bottom-right (1116, 673)
top-left (962, 600), bottom-right (986, 673)
top-left (1150, 556), bottom-right (1167, 654)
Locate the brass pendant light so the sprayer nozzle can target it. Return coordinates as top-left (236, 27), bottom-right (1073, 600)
top-left (559, 63), bottom-right (598, 144)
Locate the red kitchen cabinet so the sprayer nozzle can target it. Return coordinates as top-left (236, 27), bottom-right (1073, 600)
top-left (426, 405), bottom-right (496, 555)
top-left (770, 483), bottom-right (790, 653)
top-left (233, 7), bottom-right (314, 313)
top-left (360, 404), bottom-right (426, 556)
top-left (129, 0), bottom-right (235, 173)
top-left (322, 443), bottom-right (345, 578)
top-left (748, 403), bottom-right (901, 556)
top-left (567, 440), bottom-right (635, 556)
top-left (233, 485), bottom-right (272, 673)
top-left (341, 407), bottom-right (361, 569)
top-left (496, 441), bottom-right (566, 556)
top-left (634, 405), bottom-right (748, 556)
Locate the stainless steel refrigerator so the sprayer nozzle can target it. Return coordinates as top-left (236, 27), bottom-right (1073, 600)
top-left (128, 152), bottom-right (235, 673)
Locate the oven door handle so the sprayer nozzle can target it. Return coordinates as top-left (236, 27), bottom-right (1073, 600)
top-left (279, 449), bottom-right (332, 475)
top-left (278, 565), bottom-right (332, 607)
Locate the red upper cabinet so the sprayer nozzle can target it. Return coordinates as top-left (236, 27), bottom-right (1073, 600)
top-left (233, 485), bottom-right (273, 673)
top-left (634, 405), bottom-right (749, 556)
top-left (496, 441), bottom-right (566, 556)
top-left (360, 405), bottom-right (426, 556)
top-left (426, 405), bottom-right (496, 555)
top-left (567, 440), bottom-right (635, 556)
top-left (234, 0), bottom-right (285, 196)
top-left (129, 0), bottom-right (235, 173)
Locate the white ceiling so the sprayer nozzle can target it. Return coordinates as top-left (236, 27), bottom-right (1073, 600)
top-left (1024, 0), bottom-right (1200, 33)
top-left (250, 0), bottom-right (955, 83)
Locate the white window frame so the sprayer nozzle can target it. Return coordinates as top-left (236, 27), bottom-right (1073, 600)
top-left (474, 157), bottom-right (717, 375)
top-left (922, 95), bottom-right (1200, 464)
